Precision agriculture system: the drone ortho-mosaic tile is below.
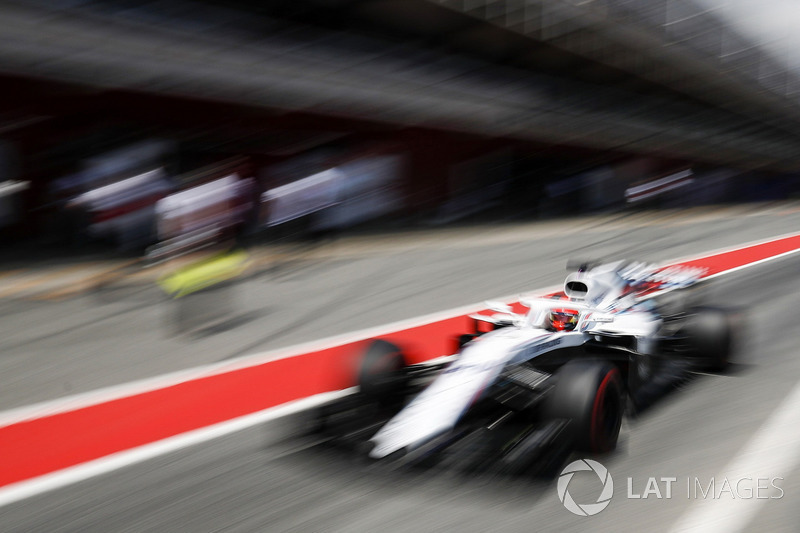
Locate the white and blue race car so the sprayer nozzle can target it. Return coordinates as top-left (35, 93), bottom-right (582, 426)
top-left (321, 260), bottom-right (737, 474)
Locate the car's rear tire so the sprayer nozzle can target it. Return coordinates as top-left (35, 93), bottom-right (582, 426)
top-left (684, 307), bottom-right (734, 372)
top-left (546, 360), bottom-right (624, 454)
top-left (358, 339), bottom-right (408, 403)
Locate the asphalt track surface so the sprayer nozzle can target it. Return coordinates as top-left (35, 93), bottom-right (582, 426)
top-left (4, 205), bottom-right (800, 531)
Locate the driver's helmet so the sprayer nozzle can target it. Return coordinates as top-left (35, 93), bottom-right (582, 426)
top-left (548, 308), bottom-right (580, 332)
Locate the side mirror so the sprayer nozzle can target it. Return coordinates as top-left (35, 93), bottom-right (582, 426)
top-left (469, 313), bottom-right (524, 329)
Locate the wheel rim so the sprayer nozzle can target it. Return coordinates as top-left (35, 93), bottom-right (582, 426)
top-left (591, 370), bottom-right (622, 452)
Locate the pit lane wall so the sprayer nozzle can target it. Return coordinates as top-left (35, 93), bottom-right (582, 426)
top-left (2, 232), bottom-right (800, 495)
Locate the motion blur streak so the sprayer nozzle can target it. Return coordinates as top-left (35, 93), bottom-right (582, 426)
top-left (0, 1), bottom-right (800, 530)
top-left (0, 231), bottom-right (799, 505)
top-left (0, 389), bottom-right (355, 508)
top-left (670, 382), bottom-right (800, 532)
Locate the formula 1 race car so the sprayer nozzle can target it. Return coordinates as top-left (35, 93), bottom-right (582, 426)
top-left (316, 260), bottom-right (738, 475)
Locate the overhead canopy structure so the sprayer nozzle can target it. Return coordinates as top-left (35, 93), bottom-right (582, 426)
top-left (0, 0), bottom-right (799, 170)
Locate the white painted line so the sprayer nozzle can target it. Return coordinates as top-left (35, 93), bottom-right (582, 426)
top-left (703, 245), bottom-right (800, 282)
top-left (664, 228), bottom-right (800, 267)
top-left (0, 387), bottom-right (356, 508)
top-left (1, 232), bottom-right (800, 507)
top-left (669, 381), bottom-right (800, 532)
top-left (639, 233), bottom-right (800, 301)
top-left (0, 295), bottom-right (521, 428)
top-left (4, 229), bottom-right (800, 427)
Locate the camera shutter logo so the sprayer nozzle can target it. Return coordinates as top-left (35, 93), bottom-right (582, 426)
top-left (557, 459), bottom-right (614, 516)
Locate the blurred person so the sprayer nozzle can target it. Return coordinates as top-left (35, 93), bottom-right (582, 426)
top-left (67, 168), bottom-right (172, 251)
top-left (151, 172), bottom-right (255, 333)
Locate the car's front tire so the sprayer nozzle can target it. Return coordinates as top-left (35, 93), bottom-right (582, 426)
top-left (546, 360), bottom-right (625, 454)
top-left (358, 339), bottom-right (408, 404)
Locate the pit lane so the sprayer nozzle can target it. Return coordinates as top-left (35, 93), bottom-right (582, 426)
top-left (3, 205), bottom-right (800, 532)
